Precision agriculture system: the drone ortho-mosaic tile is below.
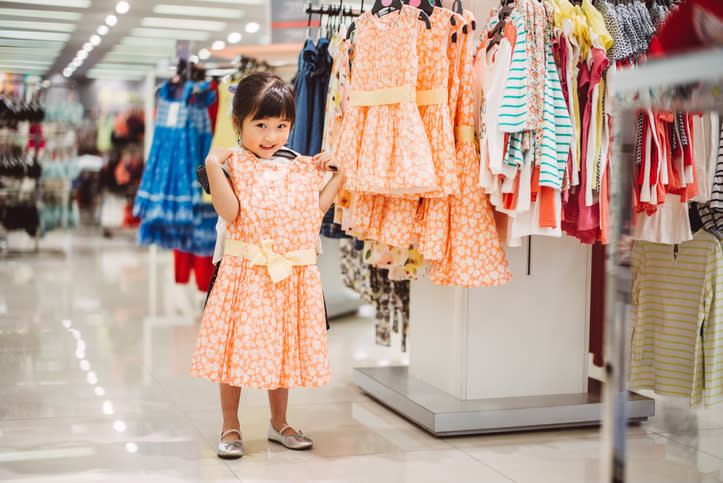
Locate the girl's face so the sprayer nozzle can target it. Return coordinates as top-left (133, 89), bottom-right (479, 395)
top-left (237, 115), bottom-right (292, 159)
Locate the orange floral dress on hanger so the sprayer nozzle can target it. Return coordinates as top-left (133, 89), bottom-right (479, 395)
top-left (335, 5), bottom-right (436, 195)
top-left (428, 10), bottom-right (511, 287)
top-left (190, 148), bottom-right (331, 389)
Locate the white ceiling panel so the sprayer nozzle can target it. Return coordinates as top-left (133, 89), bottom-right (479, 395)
top-left (0, 20), bottom-right (76, 32)
top-left (0, 39), bottom-right (65, 49)
top-left (119, 36), bottom-right (176, 47)
top-left (140, 17), bottom-right (227, 31)
top-left (0, 0), bottom-right (91, 7)
top-left (1, 0), bottom-right (269, 79)
top-left (0, 8), bottom-right (83, 20)
top-left (131, 28), bottom-right (211, 41)
top-left (91, 63), bottom-right (157, 71)
top-left (152, 5), bottom-right (244, 19)
top-left (0, 31), bottom-right (71, 42)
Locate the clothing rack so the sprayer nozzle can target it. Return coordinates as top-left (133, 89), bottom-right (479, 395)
top-left (350, 0), bottom-right (660, 440)
top-left (304, 3), bottom-right (365, 18)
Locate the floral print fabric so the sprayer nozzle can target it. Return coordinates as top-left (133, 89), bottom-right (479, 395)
top-left (190, 148), bottom-right (331, 389)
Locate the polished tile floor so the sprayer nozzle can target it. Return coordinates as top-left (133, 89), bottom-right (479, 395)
top-left (1, 230), bottom-right (722, 482)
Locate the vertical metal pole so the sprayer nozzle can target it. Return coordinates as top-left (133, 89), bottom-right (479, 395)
top-left (601, 71), bottom-right (634, 483)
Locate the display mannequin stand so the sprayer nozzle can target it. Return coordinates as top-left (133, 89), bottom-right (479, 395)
top-left (354, 235), bottom-right (655, 436)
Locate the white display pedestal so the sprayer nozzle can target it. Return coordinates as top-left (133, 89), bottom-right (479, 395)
top-left (354, 236), bottom-right (654, 436)
top-left (319, 237), bottom-right (364, 319)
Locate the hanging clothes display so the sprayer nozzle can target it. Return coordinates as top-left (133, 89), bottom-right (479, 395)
top-left (134, 80), bottom-right (218, 291)
top-left (334, 4), bottom-right (510, 288)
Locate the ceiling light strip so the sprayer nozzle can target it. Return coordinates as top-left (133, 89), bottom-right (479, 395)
top-left (0, 31), bottom-right (71, 41)
top-left (0, 8), bottom-right (82, 20)
top-left (152, 4), bottom-right (243, 18)
top-left (0, 20), bottom-right (76, 32)
top-left (0, 0), bottom-right (91, 7)
top-left (131, 28), bottom-right (210, 41)
top-left (141, 17), bottom-right (227, 31)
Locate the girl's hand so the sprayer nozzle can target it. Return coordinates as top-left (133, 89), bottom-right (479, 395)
top-left (312, 152), bottom-right (343, 175)
top-left (206, 147), bottom-right (233, 166)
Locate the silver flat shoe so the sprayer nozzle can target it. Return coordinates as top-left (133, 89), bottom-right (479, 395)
top-left (267, 423), bottom-right (313, 450)
top-left (217, 429), bottom-right (244, 459)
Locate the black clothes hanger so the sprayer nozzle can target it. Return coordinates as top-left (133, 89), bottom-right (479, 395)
top-left (403, 0), bottom-right (434, 17)
top-left (346, 0), bottom-right (431, 39)
top-left (486, 0), bottom-right (514, 52)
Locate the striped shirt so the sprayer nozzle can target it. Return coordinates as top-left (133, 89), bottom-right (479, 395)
top-left (539, 33), bottom-right (572, 189)
top-left (630, 231), bottom-right (723, 408)
top-left (710, 123), bottom-right (723, 210)
top-left (497, 9), bottom-right (529, 133)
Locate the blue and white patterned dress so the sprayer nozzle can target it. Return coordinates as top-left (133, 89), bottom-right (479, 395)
top-left (134, 81), bottom-right (217, 255)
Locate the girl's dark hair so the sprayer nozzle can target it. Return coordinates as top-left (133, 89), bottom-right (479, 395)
top-left (232, 72), bottom-right (295, 127)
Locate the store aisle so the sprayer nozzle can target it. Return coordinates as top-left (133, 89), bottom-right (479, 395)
top-left (1, 231), bottom-right (722, 483)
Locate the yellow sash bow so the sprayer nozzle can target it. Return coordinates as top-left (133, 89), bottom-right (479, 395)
top-left (225, 239), bottom-right (316, 283)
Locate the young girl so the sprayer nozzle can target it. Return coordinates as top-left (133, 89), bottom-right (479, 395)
top-left (189, 72), bottom-right (344, 459)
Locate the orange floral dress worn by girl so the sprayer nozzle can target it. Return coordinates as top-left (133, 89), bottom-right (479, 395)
top-left (190, 147), bottom-right (331, 389)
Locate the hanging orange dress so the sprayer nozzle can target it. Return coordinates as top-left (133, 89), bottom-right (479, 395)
top-left (428, 10), bottom-right (511, 287)
top-left (335, 5), bottom-right (437, 195)
top-left (190, 148), bottom-right (331, 389)
top-left (346, 6), bottom-right (460, 252)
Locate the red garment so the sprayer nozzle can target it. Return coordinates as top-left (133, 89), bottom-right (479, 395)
top-left (208, 80), bottom-right (219, 134)
top-left (654, 0), bottom-right (723, 55)
top-left (588, 242), bottom-right (605, 368)
top-left (174, 251), bottom-right (215, 292)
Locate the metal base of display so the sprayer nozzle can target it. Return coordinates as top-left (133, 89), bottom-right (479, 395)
top-left (353, 366), bottom-right (655, 437)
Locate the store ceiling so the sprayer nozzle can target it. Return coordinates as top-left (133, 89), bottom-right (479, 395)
top-left (0, 0), bottom-right (269, 81)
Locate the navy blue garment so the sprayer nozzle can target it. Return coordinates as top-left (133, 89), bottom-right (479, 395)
top-left (308, 37), bottom-right (333, 156)
top-left (288, 38), bottom-right (316, 155)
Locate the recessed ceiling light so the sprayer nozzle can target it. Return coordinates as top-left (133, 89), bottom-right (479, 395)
top-left (116, 1), bottom-right (130, 14)
top-left (77, 50), bottom-right (88, 59)
top-left (198, 48), bottom-right (210, 60)
top-left (98, 25), bottom-right (109, 35)
top-left (82, 42), bottom-right (93, 51)
top-left (90, 34), bottom-right (101, 46)
top-left (1, 0), bottom-right (91, 7)
top-left (63, 68), bottom-right (72, 77)
top-left (72, 58), bottom-right (83, 67)
top-left (152, 4), bottom-right (243, 19)
top-left (227, 32), bottom-right (241, 44)
top-left (245, 22), bottom-right (260, 33)
top-left (106, 14), bottom-right (117, 26)
top-left (141, 17), bottom-right (226, 31)
top-left (211, 40), bottom-right (225, 50)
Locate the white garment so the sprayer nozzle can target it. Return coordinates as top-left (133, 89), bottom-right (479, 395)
top-left (633, 194), bottom-right (693, 245)
top-left (690, 112), bottom-right (720, 203)
top-left (478, 39), bottom-right (513, 192)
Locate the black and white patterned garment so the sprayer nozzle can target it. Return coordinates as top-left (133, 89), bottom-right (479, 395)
top-left (598, 0), bottom-right (627, 63)
top-left (339, 238), bottom-right (411, 352)
top-left (696, 202), bottom-right (723, 232)
top-left (634, 112), bottom-right (645, 166)
top-left (634, 0), bottom-right (656, 43)
top-left (709, 123), bottom-right (723, 210)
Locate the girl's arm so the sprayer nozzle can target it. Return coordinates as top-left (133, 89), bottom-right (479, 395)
top-left (314, 152), bottom-right (345, 214)
top-left (206, 147), bottom-right (239, 223)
